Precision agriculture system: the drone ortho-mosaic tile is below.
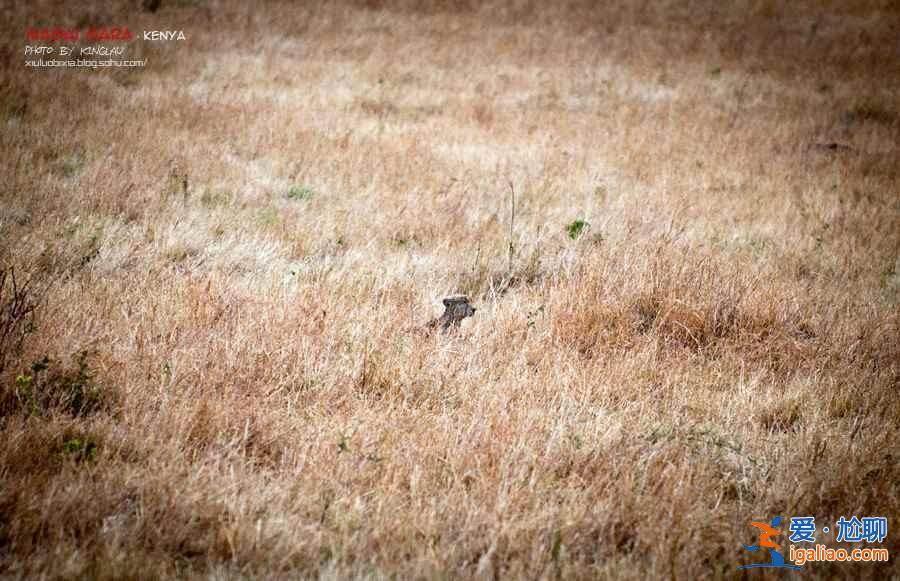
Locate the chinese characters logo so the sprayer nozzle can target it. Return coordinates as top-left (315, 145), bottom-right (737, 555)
top-left (739, 515), bottom-right (889, 570)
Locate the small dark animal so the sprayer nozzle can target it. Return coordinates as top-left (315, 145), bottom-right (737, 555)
top-left (427, 295), bottom-right (476, 332)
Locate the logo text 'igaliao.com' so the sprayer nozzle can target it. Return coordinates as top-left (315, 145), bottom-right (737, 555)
top-left (739, 516), bottom-right (889, 570)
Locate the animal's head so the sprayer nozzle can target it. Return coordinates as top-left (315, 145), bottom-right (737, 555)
top-left (443, 295), bottom-right (476, 322)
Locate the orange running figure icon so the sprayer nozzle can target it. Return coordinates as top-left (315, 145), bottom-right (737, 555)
top-left (739, 516), bottom-right (802, 569)
top-left (748, 520), bottom-right (782, 550)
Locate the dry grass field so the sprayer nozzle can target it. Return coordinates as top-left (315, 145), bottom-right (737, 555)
top-left (1, 0), bottom-right (899, 578)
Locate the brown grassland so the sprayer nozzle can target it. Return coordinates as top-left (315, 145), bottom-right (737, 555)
top-left (1, 0), bottom-right (899, 578)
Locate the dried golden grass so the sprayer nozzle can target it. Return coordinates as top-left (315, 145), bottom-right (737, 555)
top-left (1, 0), bottom-right (898, 578)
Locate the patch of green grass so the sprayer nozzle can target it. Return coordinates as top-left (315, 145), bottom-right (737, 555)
top-left (565, 219), bottom-right (590, 240)
top-left (15, 373), bottom-right (37, 416)
top-left (287, 184), bottom-right (314, 201)
top-left (15, 352), bottom-right (106, 417)
top-left (60, 154), bottom-right (86, 179)
top-left (58, 437), bottom-right (100, 463)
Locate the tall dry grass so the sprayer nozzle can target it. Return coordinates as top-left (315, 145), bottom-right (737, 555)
top-left (1, 0), bottom-right (898, 578)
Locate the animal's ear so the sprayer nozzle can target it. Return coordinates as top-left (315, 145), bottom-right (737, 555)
top-left (443, 298), bottom-right (451, 307)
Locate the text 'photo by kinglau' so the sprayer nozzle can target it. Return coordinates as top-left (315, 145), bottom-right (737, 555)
top-left (2, 0), bottom-right (899, 578)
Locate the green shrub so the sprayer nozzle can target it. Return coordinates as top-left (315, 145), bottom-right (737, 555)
top-left (565, 219), bottom-right (589, 240)
top-left (13, 351), bottom-right (108, 417)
